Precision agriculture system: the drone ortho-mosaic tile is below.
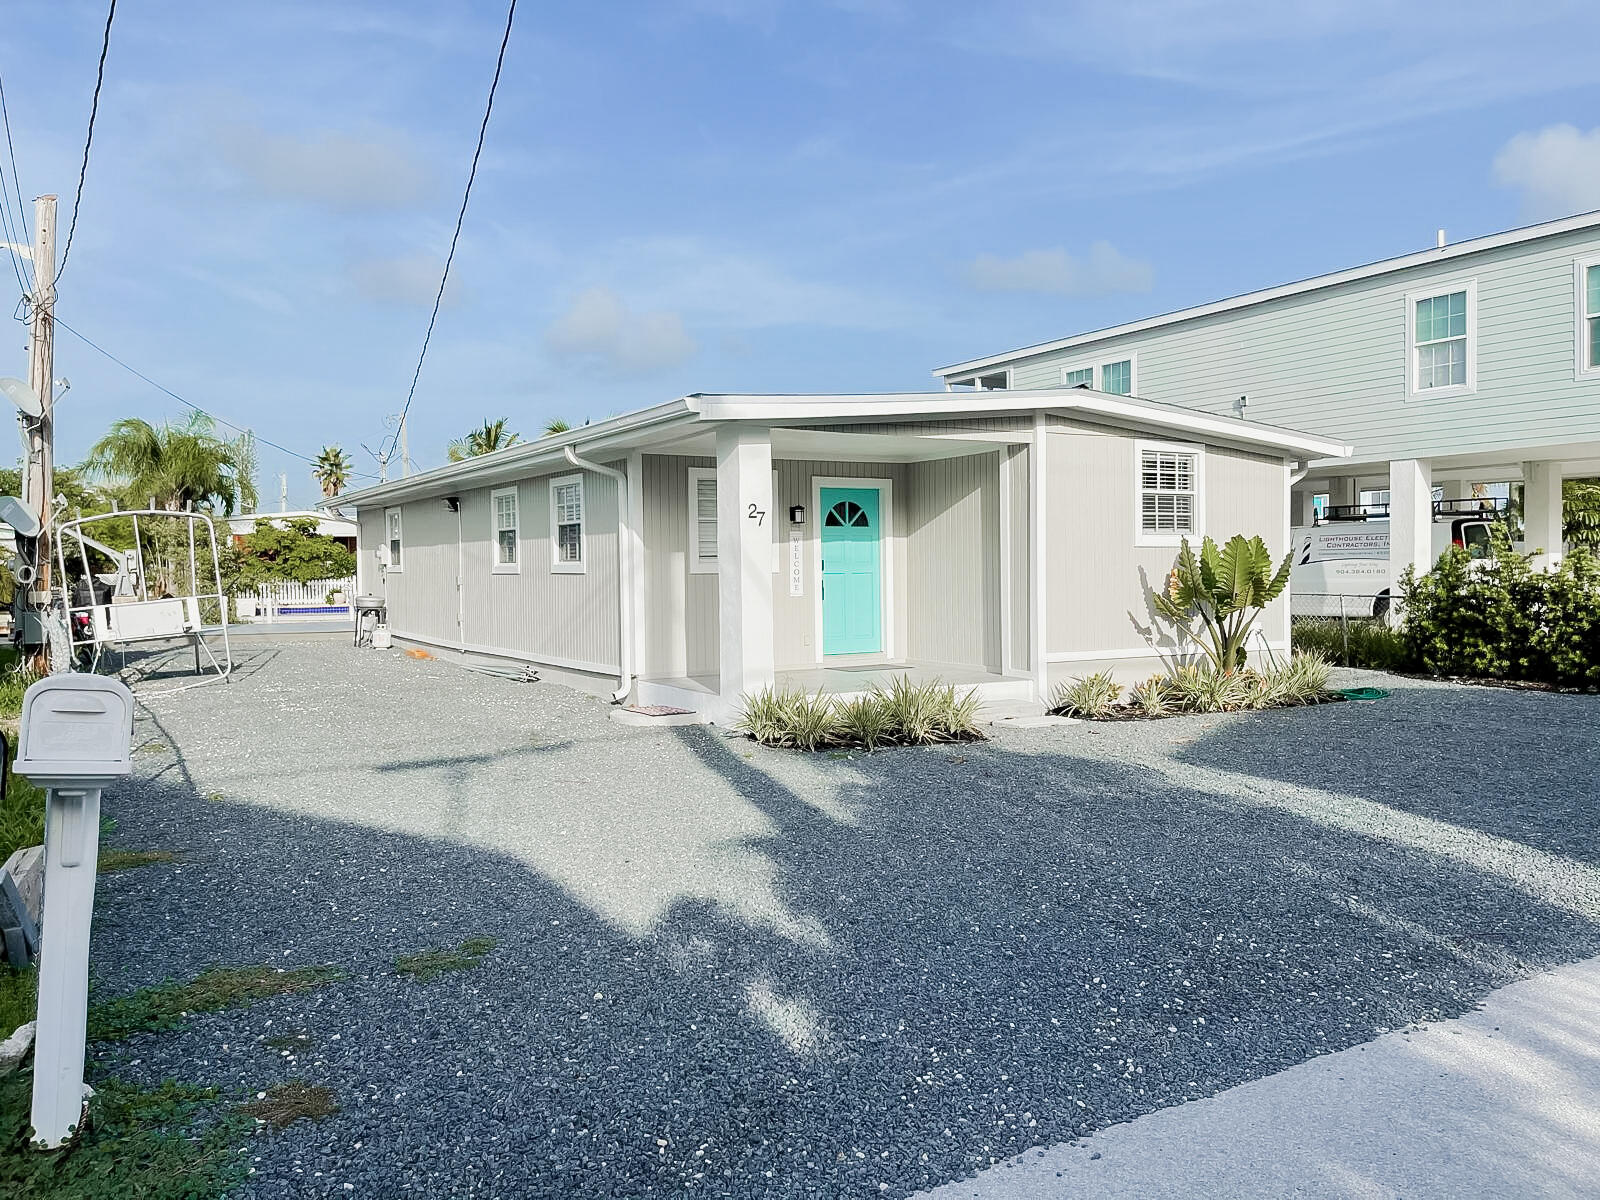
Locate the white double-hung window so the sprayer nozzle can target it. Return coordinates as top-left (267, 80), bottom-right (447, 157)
top-left (1408, 281), bottom-right (1476, 394)
top-left (384, 508), bottom-right (403, 572)
top-left (491, 487), bottom-right (520, 572)
top-left (1060, 356), bottom-right (1136, 395)
top-left (688, 468), bottom-right (718, 573)
top-left (1135, 440), bottom-right (1203, 546)
top-left (1579, 257), bottom-right (1600, 378)
top-left (550, 474), bottom-right (585, 572)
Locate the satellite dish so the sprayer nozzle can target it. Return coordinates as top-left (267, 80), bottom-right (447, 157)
top-left (0, 378), bottom-right (42, 419)
top-left (0, 496), bottom-right (40, 539)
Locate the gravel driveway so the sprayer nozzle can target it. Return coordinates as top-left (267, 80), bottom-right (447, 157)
top-left (89, 643), bottom-right (1600, 1198)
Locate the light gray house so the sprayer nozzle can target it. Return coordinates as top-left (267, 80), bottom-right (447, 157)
top-left (936, 211), bottom-right (1600, 592)
top-left (341, 391), bottom-right (1343, 719)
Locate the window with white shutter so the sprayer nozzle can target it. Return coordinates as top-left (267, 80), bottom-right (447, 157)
top-left (688, 468), bottom-right (718, 574)
top-left (1134, 441), bottom-right (1204, 546)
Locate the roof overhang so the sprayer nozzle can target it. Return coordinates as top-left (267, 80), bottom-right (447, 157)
top-left (337, 388), bottom-right (1347, 508)
top-left (935, 209), bottom-right (1600, 379)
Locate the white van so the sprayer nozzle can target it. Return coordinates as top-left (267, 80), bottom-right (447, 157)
top-left (1290, 500), bottom-right (1503, 616)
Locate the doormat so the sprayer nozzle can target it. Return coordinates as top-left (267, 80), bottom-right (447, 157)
top-left (626, 704), bottom-right (695, 716)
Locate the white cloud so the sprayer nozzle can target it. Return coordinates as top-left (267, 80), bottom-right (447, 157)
top-left (347, 253), bottom-right (452, 307)
top-left (544, 287), bottom-right (697, 373)
top-left (1493, 125), bottom-right (1600, 220)
top-left (965, 241), bottom-right (1153, 296)
top-left (214, 121), bottom-right (431, 213)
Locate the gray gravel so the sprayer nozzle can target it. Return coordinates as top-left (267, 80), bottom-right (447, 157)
top-left (87, 644), bottom-right (1600, 1198)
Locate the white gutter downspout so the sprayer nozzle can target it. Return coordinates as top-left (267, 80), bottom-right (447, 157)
top-left (564, 445), bottom-right (633, 703)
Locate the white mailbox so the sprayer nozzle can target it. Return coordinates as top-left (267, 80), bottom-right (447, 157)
top-left (16, 673), bottom-right (134, 1149)
top-left (17, 675), bottom-right (134, 787)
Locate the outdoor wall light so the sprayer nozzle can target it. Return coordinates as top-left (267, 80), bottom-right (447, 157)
top-left (789, 505), bottom-right (806, 524)
top-left (443, 497), bottom-right (460, 513)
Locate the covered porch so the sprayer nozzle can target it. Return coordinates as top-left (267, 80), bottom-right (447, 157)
top-left (632, 417), bottom-right (1036, 721)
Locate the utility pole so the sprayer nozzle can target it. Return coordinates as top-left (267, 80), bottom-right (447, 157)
top-left (399, 412), bottom-right (411, 478)
top-left (279, 472), bottom-right (287, 513)
top-left (25, 195), bottom-right (56, 667)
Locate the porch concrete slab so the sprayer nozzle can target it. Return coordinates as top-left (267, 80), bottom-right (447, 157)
top-left (917, 953), bottom-right (1600, 1200)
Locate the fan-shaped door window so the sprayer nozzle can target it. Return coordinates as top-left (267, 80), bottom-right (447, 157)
top-left (824, 500), bottom-right (870, 528)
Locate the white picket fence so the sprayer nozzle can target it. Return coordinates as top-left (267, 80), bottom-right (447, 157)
top-left (234, 576), bottom-right (356, 623)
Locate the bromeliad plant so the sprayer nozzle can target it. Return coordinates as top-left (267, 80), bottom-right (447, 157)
top-left (1151, 534), bottom-right (1292, 672)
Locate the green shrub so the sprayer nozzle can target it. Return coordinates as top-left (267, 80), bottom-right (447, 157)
top-left (735, 677), bottom-right (982, 751)
top-left (1401, 532), bottom-right (1600, 688)
top-left (1166, 663), bottom-right (1254, 712)
top-left (1050, 671), bottom-right (1121, 718)
top-left (1253, 651), bottom-right (1333, 707)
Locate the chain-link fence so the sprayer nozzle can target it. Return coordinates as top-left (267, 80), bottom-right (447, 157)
top-left (1289, 594), bottom-right (1408, 670)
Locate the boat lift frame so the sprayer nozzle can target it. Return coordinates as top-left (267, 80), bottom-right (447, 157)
top-left (55, 509), bottom-right (233, 680)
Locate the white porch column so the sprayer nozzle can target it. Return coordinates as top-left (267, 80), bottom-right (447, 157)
top-left (715, 425), bottom-right (774, 719)
top-left (1328, 476), bottom-right (1356, 509)
top-left (1439, 478), bottom-right (1465, 502)
top-left (1389, 458), bottom-right (1433, 592)
top-left (1523, 460), bottom-right (1564, 568)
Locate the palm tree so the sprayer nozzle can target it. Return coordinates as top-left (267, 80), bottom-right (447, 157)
top-left (447, 418), bottom-right (520, 462)
top-left (542, 418), bottom-right (571, 437)
top-left (312, 445), bottom-right (353, 499)
top-left (84, 413), bottom-right (259, 514)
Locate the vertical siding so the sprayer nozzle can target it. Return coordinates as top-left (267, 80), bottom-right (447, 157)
top-left (356, 507), bottom-right (383, 597)
top-left (987, 226), bottom-right (1600, 462)
top-left (1044, 420), bottom-right (1286, 654)
top-left (639, 454), bottom-right (719, 679)
top-left (904, 453), bottom-right (1002, 671)
top-left (367, 465), bottom-right (620, 671)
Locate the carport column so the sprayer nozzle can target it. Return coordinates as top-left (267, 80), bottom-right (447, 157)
top-left (1289, 489), bottom-right (1313, 528)
top-left (1522, 460), bottom-right (1564, 568)
top-left (1327, 476), bottom-right (1356, 510)
top-left (715, 425), bottom-right (774, 721)
top-left (1389, 458), bottom-right (1433, 596)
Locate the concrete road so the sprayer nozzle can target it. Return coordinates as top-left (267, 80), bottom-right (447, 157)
top-left (919, 955), bottom-right (1600, 1199)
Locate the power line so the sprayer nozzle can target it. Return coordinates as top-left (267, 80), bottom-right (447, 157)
top-left (56, 0), bottom-right (117, 288)
top-left (53, 315), bottom-right (379, 481)
top-left (0, 74), bottom-right (32, 297)
top-left (384, 0), bottom-right (517, 462)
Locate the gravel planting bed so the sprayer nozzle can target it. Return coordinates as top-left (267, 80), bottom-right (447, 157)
top-left (86, 643), bottom-right (1600, 1198)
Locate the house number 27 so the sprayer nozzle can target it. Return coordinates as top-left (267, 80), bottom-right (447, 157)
top-left (747, 503), bottom-right (766, 525)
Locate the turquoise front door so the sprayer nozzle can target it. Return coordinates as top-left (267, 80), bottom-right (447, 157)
top-left (820, 486), bottom-right (882, 656)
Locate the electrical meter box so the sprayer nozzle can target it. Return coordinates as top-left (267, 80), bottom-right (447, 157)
top-left (15, 675), bottom-right (135, 786)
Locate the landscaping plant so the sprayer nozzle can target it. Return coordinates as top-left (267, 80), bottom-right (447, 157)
top-left (1050, 672), bottom-right (1122, 718)
top-left (1151, 534), bottom-right (1292, 671)
top-left (735, 677), bottom-right (982, 751)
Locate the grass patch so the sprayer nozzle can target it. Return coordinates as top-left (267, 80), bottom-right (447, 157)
top-left (239, 1081), bottom-right (338, 1130)
top-left (394, 937), bottom-right (497, 981)
top-left (0, 966), bottom-right (35, 1036)
top-left (87, 965), bottom-right (345, 1043)
top-left (0, 647), bottom-right (36, 724)
top-left (0, 1071), bottom-right (252, 1198)
top-left (736, 676), bottom-right (984, 751)
top-left (98, 848), bottom-right (179, 874)
top-left (0, 767), bottom-right (45, 866)
top-left (1291, 616), bottom-right (1409, 671)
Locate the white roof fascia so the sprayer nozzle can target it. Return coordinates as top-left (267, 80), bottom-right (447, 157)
top-left (698, 389), bottom-right (1348, 458)
top-left (337, 399), bottom-right (696, 508)
top-left (933, 209), bottom-right (1600, 379)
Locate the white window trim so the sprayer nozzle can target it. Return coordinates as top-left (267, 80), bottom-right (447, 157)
top-left (490, 486), bottom-right (521, 574)
top-left (1060, 352), bottom-right (1138, 396)
top-left (1577, 255), bottom-right (1600, 380)
top-left (384, 507), bottom-right (403, 573)
top-left (688, 467), bottom-right (718, 575)
top-left (1133, 438), bottom-right (1205, 547)
top-left (549, 473), bottom-right (585, 574)
top-left (1405, 278), bottom-right (1477, 397)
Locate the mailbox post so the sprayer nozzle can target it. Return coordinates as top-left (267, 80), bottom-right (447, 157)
top-left (15, 674), bottom-right (133, 1148)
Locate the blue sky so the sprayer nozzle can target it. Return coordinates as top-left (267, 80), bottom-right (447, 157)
top-left (3, 0), bottom-right (1599, 505)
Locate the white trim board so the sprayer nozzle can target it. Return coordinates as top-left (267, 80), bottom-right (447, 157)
top-left (389, 628), bottom-right (619, 676)
top-left (810, 476), bottom-right (896, 666)
top-left (1045, 641), bottom-right (1290, 663)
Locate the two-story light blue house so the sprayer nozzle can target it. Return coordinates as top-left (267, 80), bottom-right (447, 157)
top-left (935, 211), bottom-right (1600, 593)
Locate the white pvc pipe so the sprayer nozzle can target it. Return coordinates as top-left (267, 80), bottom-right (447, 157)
top-left (563, 445), bottom-right (633, 703)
